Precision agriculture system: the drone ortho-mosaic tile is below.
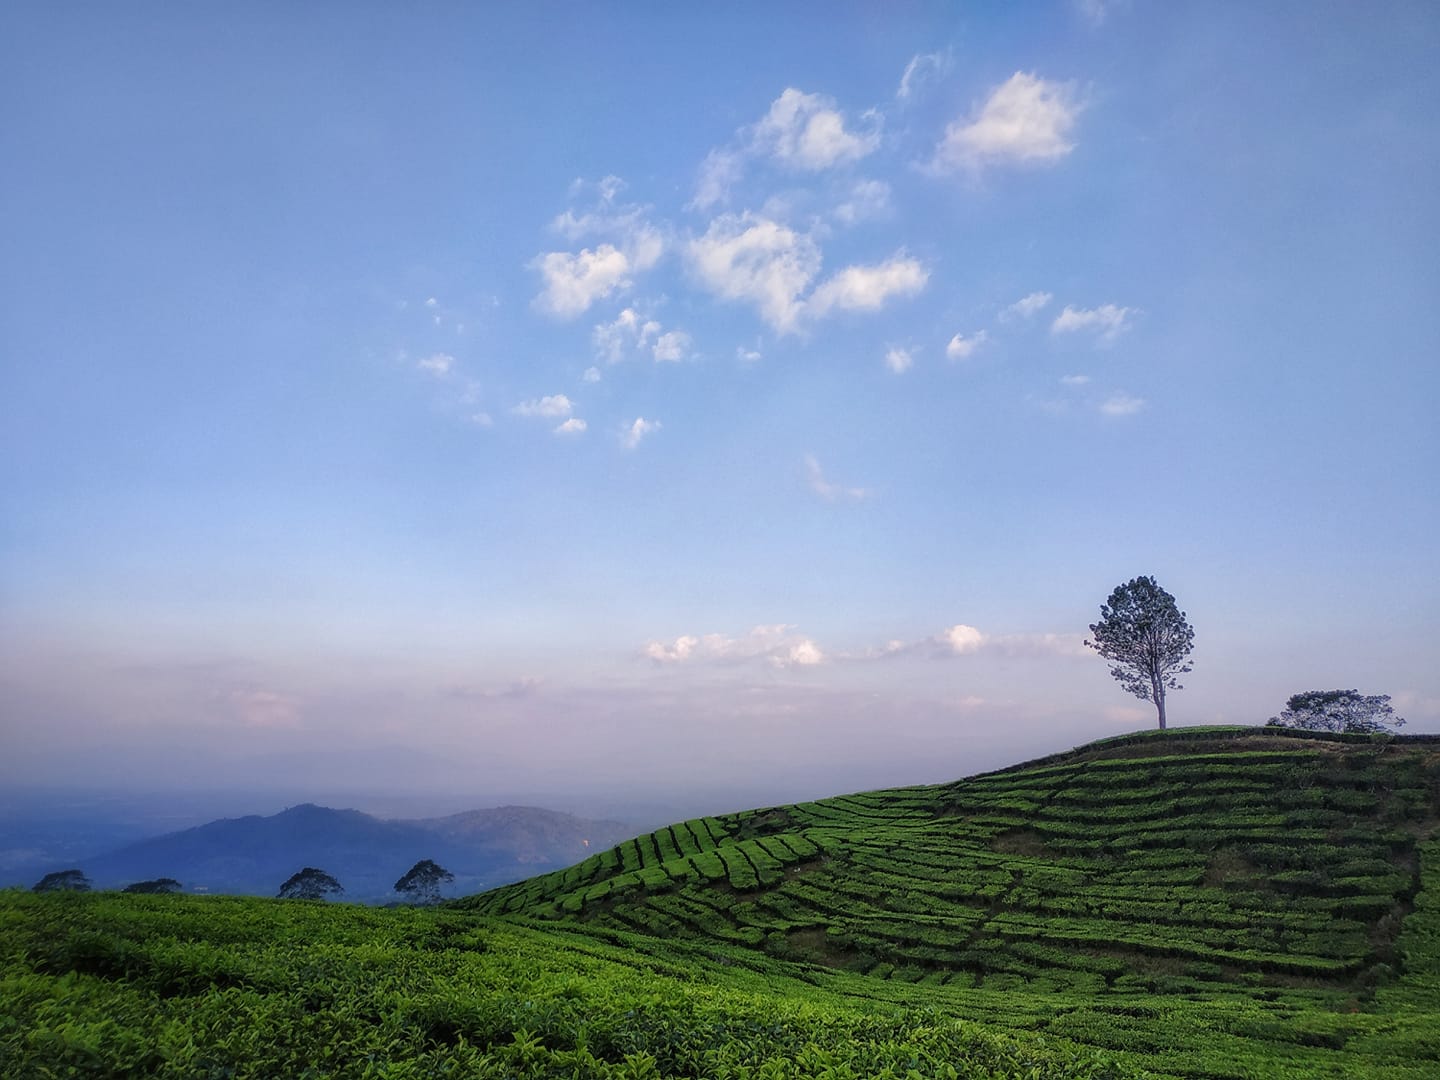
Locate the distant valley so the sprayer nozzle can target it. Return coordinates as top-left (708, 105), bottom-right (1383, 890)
top-left (4, 803), bottom-right (632, 901)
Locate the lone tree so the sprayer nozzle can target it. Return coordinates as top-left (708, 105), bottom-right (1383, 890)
top-left (394, 859), bottom-right (455, 905)
top-left (277, 867), bottom-right (344, 901)
top-left (1086, 575), bottom-right (1195, 730)
top-left (123, 878), bottom-right (182, 894)
top-left (1267, 690), bottom-right (1405, 734)
top-left (33, 869), bottom-right (92, 893)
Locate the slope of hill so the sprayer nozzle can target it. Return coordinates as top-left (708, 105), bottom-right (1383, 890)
top-left (463, 728), bottom-right (1440, 1003)
top-left (69, 803), bottom-right (630, 900)
top-left (4, 728), bottom-right (1438, 1078)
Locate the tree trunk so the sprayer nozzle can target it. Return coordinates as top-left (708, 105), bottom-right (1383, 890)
top-left (1156, 690), bottom-right (1167, 730)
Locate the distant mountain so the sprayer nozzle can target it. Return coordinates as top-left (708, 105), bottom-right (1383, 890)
top-left (59, 803), bottom-right (630, 901)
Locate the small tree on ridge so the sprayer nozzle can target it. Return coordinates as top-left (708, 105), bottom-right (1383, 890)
top-left (33, 869), bottom-right (92, 893)
top-left (1086, 575), bottom-right (1195, 730)
top-left (1267, 690), bottom-right (1405, 734)
top-left (277, 867), bottom-right (344, 901)
top-left (394, 859), bottom-right (455, 905)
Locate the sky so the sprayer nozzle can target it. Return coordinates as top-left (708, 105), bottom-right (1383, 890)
top-left (2, 2), bottom-right (1437, 824)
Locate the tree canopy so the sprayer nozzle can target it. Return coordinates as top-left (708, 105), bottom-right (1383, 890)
top-left (32, 869), bottom-right (92, 893)
top-left (1267, 689), bottom-right (1405, 734)
top-left (1085, 575), bottom-right (1195, 730)
top-left (394, 859), bottom-right (455, 905)
top-left (122, 878), bottom-right (183, 894)
top-left (277, 867), bottom-right (344, 901)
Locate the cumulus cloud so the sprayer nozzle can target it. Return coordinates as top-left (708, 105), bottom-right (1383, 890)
top-left (1051, 303), bottom-right (1136, 343)
top-left (652, 330), bottom-right (692, 362)
top-left (807, 253), bottom-right (928, 318)
top-left (1060, 374), bottom-right (1091, 386)
top-left (592, 308), bottom-right (691, 363)
top-left (689, 88), bottom-right (878, 209)
top-left (514, 394), bottom-right (574, 419)
top-left (1001, 291), bottom-right (1053, 321)
top-left (736, 342), bottom-right (763, 364)
top-left (933, 72), bottom-right (1081, 171)
top-left (621, 416), bottom-right (661, 449)
top-left (754, 88), bottom-right (880, 171)
top-left (554, 417), bottom-right (587, 435)
top-left (834, 179), bottom-right (892, 225)
top-left (688, 213), bottom-right (822, 333)
top-left (533, 179), bottom-right (665, 318)
top-left (805, 454), bottom-right (870, 501)
top-left (946, 330), bottom-right (989, 360)
top-left (1098, 392), bottom-right (1145, 417)
top-left (531, 244), bottom-right (634, 318)
top-left (644, 624), bottom-right (826, 669)
top-left (884, 346), bottom-right (914, 374)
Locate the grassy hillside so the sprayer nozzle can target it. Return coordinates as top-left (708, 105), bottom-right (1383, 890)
top-left (463, 729), bottom-right (1438, 998)
top-left (4, 728), bottom-right (1439, 1078)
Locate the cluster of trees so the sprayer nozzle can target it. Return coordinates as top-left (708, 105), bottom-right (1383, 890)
top-left (1087, 575), bottom-right (1405, 735)
top-left (33, 859), bottom-right (456, 904)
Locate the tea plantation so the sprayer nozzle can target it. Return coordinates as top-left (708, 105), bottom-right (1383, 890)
top-left (4, 727), bottom-right (1439, 1078)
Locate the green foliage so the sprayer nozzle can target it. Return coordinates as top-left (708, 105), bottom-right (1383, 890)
top-left (394, 859), bottom-right (455, 905)
top-left (276, 867), bottom-right (344, 901)
top-left (3, 731), bottom-right (1439, 1078)
top-left (32, 869), bottom-right (91, 893)
top-left (123, 878), bottom-right (182, 894)
top-left (1085, 576), bottom-right (1195, 728)
top-left (1268, 689), bottom-right (1406, 734)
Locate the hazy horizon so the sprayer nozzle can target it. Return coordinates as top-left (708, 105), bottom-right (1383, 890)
top-left (3, 4), bottom-right (1436, 817)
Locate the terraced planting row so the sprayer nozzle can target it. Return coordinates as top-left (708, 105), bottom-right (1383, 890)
top-left (464, 737), bottom-right (1440, 1000)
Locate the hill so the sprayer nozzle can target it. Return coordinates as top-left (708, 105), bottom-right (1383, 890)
top-left (464, 729), bottom-right (1439, 997)
top-left (4, 727), bottom-right (1439, 1078)
top-left (66, 803), bottom-right (631, 900)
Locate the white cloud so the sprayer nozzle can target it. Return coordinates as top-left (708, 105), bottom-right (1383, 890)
top-left (834, 178), bottom-right (892, 225)
top-left (933, 72), bottom-right (1081, 171)
top-left (554, 417), bottom-right (587, 435)
top-left (592, 307), bottom-right (690, 363)
top-left (621, 416), bottom-right (661, 450)
top-left (754, 88), bottom-right (880, 171)
top-left (416, 352), bottom-right (455, 377)
top-left (897, 51), bottom-right (949, 101)
top-left (643, 624), bottom-right (826, 669)
top-left (582, 366), bottom-right (602, 383)
top-left (424, 297), bottom-right (438, 309)
top-left (807, 253), bottom-right (928, 318)
top-left (884, 346), bottom-right (914, 374)
top-left (1001, 291), bottom-right (1053, 321)
top-left (690, 148), bottom-right (745, 212)
top-left (687, 213), bottom-right (821, 334)
top-left (946, 330), bottom-right (989, 361)
top-left (736, 342), bottom-right (763, 364)
top-left (1051, 303), bottom-right (1136, 343)
top-left (942, 624), bottom-right (987, 654)
top-left (514, 394), bottom-right (574, 419)
top-left (1099, 392), bottom-right (1145, 416)
top-left (1060, 373), bottom-right (1091, 386)
top-left (221, 688), bottom-right (302, 729)
top-left (532, 244), bottom-right (634, 318)
top-left (805, 454), bottom-right (870, 501)
top-left (468, 411), bottom-right (493, 427)
top-left (846, 625), bottom-right (1088, 662)
top-left (652, 330), bottom-right (691, 362)
top-left (534, 181), bottom-right (665, 318)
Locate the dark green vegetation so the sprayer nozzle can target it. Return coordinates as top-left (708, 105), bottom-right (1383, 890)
top-left (4, 729), bottom-right (1439, 1078)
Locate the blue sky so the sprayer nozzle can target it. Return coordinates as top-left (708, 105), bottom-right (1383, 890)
top-left (2, 2), bottom-right (1437, 819)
